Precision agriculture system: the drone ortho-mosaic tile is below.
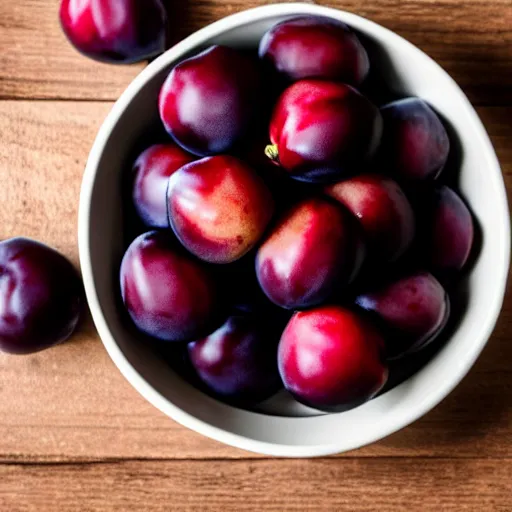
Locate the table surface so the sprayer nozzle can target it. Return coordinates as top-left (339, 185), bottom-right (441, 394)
top-left (1, 0), bottom-right (511, 510)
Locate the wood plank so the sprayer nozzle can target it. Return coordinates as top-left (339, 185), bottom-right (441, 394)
top-left (0, 100), bottom-right (511, 461)
top-left (0, 0), bottom-right (511, 104)
top-left (0, 343), bottom-right (511, 462)
top-left (0, 458), bottom-right (511, 511)
top-left (0, 101), bottom-right (110, 263)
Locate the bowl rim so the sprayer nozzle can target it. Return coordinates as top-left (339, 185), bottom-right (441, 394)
top-left (78, 2), bottom-right (511, 457)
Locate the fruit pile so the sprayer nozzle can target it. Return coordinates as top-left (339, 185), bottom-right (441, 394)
top-left (119, 16), bottom-right (475, 413)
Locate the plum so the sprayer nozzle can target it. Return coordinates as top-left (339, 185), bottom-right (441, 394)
top-left (188, 314), bottom-right (282, 405)
top-left (59, 0), bottom-right (168, 64)
top-left (167, 155), bottom-right (274, 264)
top-left (267, 79), bottom-right (382, 182)
top-left (424, 186), bottom-right (475, 278)
top-left (0, 238), bottom-right (82, 354)
top-left (120, 231), bottom-right (220, 341)
top-left (356, 271), bottom-right (450, 357)
top-left (159, 46), bottom-right (262, 156)
top-left (259, 16), bottom-right (369, 85)
top-left (256, 197), bottom-right (364, 309)
top-left (278, 306), bottom-right (388, 412)
top-left (325, 174), bottom-right (415, 263)
top-left (132, 143), bottom-right (194, 228)
top-left (380, 98), bottom-right (450, 181)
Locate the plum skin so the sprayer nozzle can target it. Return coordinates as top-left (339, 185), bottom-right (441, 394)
top-left (167, 155), bottom-right (275, 264)
top-left (188, 315), bottom-right (282, 405)
top-left (132, 144), bottom-right (194, 228)
top-left (259, 15), bottom-right (369, 85)
top-left (59, 0), bottom-right (168, 64)
top-left (159, 45), bottom-right (262, 156)
top-left (326, 174), bottom-right (415, 263)
top-left (268, 79), bottom-right (382, 182)
top-left (426, 186), bottom-right (474, 278)
top-left (356, 271), bottom-right (450, 357)
top-left (380, 98), bottom-right (450, 181)
top-left (120, 231), bottom-right (220, 342)
top-left (278, 306), bottom-right (388, 412)
top-left (256, 197), bottom-right (364, 310)
top-left (0, 238), bottom-right (82, 355)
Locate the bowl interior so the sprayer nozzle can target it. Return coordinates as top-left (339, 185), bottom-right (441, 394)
top-left (80, 4), bottom-right (510, 456)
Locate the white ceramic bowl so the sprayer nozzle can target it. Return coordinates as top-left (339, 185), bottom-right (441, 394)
top-left (78, 3), bottom-right (510, 457)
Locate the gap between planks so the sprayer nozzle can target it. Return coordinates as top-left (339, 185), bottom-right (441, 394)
top-left (3, 455), bottom-right (512, 466)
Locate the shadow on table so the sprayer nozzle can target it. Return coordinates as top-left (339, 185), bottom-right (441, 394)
top-left (163, 0), bottom-right (201, 46)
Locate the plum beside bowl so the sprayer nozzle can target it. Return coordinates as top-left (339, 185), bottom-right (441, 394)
top-left (78, 3), bottom-right (510, 456)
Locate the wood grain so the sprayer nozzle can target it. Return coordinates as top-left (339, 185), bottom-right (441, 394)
top-left (0, 100), bottom-right (511, 462)
top-left (1, 0), bottom-right (512, 506)
top-left (1, 0), bottom-right (511, 104)
top-left (0, 458), bottom-right (511, 511)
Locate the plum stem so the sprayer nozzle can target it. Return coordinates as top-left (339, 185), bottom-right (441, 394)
top-left (265, 144), bottom-right (280, 163)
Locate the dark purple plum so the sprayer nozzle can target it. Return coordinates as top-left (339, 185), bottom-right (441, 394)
top-left (59, 0), bottom-right (168, 64)
top-left (0, 238), bottom-right (82, 354)
top-left (278, 306), bottom-right (388, 412)
top-left (159, 45), bottom-right (262, 156)
top-left (167, 155), bottom-right (274, 264)
top-left (380, 98), bottom-right (450, 181)
top-left (267, 79), bottom-right (382, 182)
top-left (120, 231), bottom-right (220, 341)
top-left (256, 198), bottom-right (364, 309)
top-left (326, 174), bottom-right (415, 263)
top-left (425, 186), bottom-right (475, 278)
top-left (356, 271), bottom-right (450, 357)
top-left (259, 16), bottom-right (369, 85)
top-left (132, 143), bottom-right (194, 228)
top-left (188, 315), bottom-right (282, 405)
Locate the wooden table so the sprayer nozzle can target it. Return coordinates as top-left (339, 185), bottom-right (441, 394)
top-left (1, 1), bottom-right (511, 510)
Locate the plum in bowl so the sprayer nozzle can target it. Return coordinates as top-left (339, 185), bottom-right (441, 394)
top-left (79, 4), bottom-right (510, 456)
